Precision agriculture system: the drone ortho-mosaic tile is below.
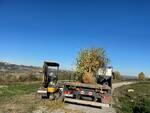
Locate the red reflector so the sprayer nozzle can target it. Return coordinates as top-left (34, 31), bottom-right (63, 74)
top-left (80, 91), bottom-right (84, 94)
top-left (88, 91), bottom-right (93, 96)
top-left (64, 91), bottom-right (67, 94)
top-left (64, 91), bottom-right (73, 94)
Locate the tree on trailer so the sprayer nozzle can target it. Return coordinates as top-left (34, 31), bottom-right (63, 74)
top-left (63, 48), bottom-right (112, 108)
top-left (76, 48), bottom-right (109, 84)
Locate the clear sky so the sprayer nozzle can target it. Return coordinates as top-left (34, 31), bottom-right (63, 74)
top-left (0, 0), bottom-right (150, 76)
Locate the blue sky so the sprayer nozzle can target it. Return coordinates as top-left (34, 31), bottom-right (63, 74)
top-left (0, 0), bottom-right (150, 76)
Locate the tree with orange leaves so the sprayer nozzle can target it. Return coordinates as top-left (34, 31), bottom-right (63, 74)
top-left (76, 48), bottom-right (109, 84)
top-left (138, 72), bottom-right (145, 80)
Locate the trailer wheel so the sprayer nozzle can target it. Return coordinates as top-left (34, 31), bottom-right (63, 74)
top-left (42, 95), bottom-right (49, 99)
top-left (92, 97), bottom-right (97, 102)
top-left (54, 90), bottom-right (62, 100)
top-left (103, 82), bottom-right (108, 86)
top-left (76, 94), bottom-right (81, 99)
top-left (97, 98), bottom-right (102, 102)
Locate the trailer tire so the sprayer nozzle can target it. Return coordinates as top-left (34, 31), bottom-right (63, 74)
top-left (97, 98), bottom-right (102, 102)
top-left (42, 95), bottom-right (49, 99)
top-left (92, 96), bottom-right (98, 102)
top-left (103, 82), bottom-right (109, 86)
top-left (76, 94), bottom-right (81, 99)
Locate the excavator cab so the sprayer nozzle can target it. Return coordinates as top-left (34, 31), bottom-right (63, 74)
top-left (37, 61), bottom-right (61, 100)
top-left (43, 61), bottom-right (59, 88)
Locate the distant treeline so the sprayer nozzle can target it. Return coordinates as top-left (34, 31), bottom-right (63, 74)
top-left (1, 62), bottom-right (149, 83)
top-left (0, 62), bottom-right (75, 83)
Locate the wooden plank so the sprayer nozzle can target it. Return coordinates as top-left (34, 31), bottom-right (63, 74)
top-left (64, 98), bottom-right (110, 108)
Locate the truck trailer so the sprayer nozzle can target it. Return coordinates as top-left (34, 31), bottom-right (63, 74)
top-left (63, 67), bottom-right (113, 108)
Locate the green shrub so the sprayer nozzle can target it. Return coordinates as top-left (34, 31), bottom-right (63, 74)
top-left (18, 75), bottom-right (28, 82)
top-left (132, 98), bottom-right (150, 113)
top-left (29, 75), bottom-right (39, 81)
top-left (114, 82), bottom-right (150, 113)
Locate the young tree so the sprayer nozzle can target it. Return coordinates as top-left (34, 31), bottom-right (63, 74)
top-left (138, 72), bottom-right (145, 80)
top-left (76, 48), bottom-right (109, 84)
top-left (113, 71), bottom-right (121, 80)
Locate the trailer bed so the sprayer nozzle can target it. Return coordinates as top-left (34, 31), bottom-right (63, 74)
top-left (64, 82), bottom-right (111, 90)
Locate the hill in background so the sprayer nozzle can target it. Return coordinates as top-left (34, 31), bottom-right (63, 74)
top-left (0, 62), bottom-right (41, 77)
top-left (0, 62), bottom-right (74, 82)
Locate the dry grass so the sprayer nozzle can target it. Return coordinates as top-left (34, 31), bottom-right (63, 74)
top-left (62, 108), bottom-right (85, 113)
top-left (0, 93), bottom-right (36, 113)
top-left (0, 74), bottom-right (42, 84)
top-left (0, 92), bottom-right (65, 113)
top-left (0, 82), bottom-right (83, 113)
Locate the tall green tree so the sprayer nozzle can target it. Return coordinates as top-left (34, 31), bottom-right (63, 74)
top-left (76, 48), bottom-right (109, 83)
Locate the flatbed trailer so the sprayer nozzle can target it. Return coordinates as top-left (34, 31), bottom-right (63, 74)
top-left (63, 82), bottom-right (112, 108)
top-left (64, 82), bottom-right (111, 90)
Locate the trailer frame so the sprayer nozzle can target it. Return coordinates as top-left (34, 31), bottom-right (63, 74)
top-left (63, 82), bottom-right (112, 108)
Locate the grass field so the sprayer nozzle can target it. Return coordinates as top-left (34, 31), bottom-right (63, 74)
top-left (0, 82), bottom-right (83, 113)
top-left (113, 81), bottom-right (150, 113)
top-left (0, 82), bottom-right (43, 113)
top-left (0, 82), bottom-right (40, 102)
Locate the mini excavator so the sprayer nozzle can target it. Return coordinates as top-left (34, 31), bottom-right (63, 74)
top-left (37, 61), bottom-right (61, 100)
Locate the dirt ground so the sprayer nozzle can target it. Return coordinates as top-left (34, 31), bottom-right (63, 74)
top-left (0, 86), bottom-right (82, 113)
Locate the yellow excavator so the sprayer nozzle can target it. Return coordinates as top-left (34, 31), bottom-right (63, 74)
top-left (37, 61), bottom-right (61, 100)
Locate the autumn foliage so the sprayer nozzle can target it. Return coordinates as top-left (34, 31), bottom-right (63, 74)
top-left (138, 72), bottom-right (145, 80)
top-left (82, 72), bottom-right (96, 84)
top-left (76, 48), bottom-right (109, 84)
